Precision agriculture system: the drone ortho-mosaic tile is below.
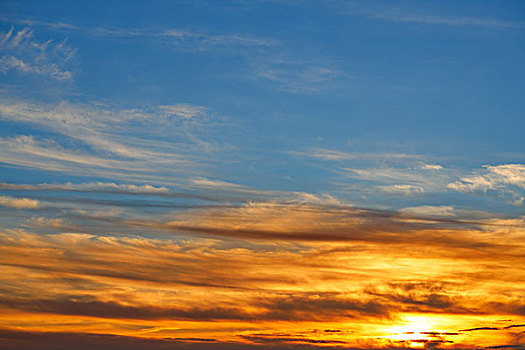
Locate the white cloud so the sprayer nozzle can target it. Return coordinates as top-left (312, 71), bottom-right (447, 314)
top-left (400, 205), bottom-right (456, 218)
top-left (295, 148), bottom-right (423, 161)
top-left (2, 20), bottom-right (344, 95)
top-left (0, 181), bottom-right (169, 193)
top-left (253, 57), bottom-right (344, 93)
top-left (0, 26), bottom-right (75, 80)
top-left (157, 29), bottom-right (276, 51)
top-left (0, 99), bottom-right (223, 182)
top-left (373, 12), bottom-right (523, 28)
top-left (349, 4), bottom-right (524, 29)
top-left (0, 195), bottom-right (40, 209)
top-left (0, 55), bottom-right (72, 80)
top-left (4, 20), bottom-right (275, 52)
top-left (157, 104), bottom-right (207, 120)
top-left (191, 177), bottom-right (247, 189)
top-left (423, 164), bottom-right (443, 170)
top-left (344, 167), bottom-right (429, 184)
top-left (291, 192), bottom-right (342, 205)
top-left (30, 217), bottom-right (65, 228)
top-left (448, 164), bottom-right (525, 193)
top-left (0, 134), bottom-right (195, 182)
top-left (378, 184), bottom-right (424, 195)
top-left (292, 147), bottom-right (453, 195)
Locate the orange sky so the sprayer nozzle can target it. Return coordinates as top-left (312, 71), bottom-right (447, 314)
top-left (0, 200), bottom-right (523, 349)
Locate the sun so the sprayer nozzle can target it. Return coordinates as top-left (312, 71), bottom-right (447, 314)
top-left (385, 315), bottom-right (435, 342)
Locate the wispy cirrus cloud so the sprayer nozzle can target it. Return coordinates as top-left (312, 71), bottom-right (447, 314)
top-left (296, 146), bottom-right (525, 207)
top-left (368, 11), bottom-right (524, 29)
top-left (1, 18), bottom-right (345, 94)
top-left (0, 27), bottom-right (75, 80)
top-left (0, 181), bottom-right (169, 193)
top-left (0, 99), bottom-right (228, 183)
top-left (400, 205), bottom-right (456, 218)
top-left (252, 57), bottom-right (345, 93)
top-left (377, 184), bottom-right (424, 195)
top-left (344, 3), bottom-right (525, 29)
top-left (1, 18), bottom-right (276, 52)
top-left (292, 147), bottom-right (454, 197)
top-left (297, 148), bottom-right (424, 162)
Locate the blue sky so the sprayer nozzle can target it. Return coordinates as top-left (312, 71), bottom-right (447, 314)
top-left (1, 0), bottom-right (524, 214)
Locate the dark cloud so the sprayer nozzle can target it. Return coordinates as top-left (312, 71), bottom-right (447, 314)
top-left (504, 324), bottom-right (525, 329)
top-left (241, 335), bottom-right (348, 344)
top-left (258, 294), bottom-right (390, 320)
top-left (365, 283), bottom-right (475, 315)
top-left (0, 297), bottom-right (251, 321)
top-left (420, 331), bottom-right (460, 336)
top-left (0, 329), bottom-right (331, 350)
top-left (0, 293), bottom-right (391, 322)
top-left (0, 329), bottom-right (405, 350)
top-left (460, 327), bottom-right (499, 332)
top-left (364, 282), bottom-right (525, 317)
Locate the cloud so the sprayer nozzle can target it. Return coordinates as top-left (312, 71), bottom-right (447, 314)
top-left (156, 104), bottom-right (207, 120)
top-left (4, 181), bottom-right (170, 193)
top-left (365, 282), bottom-right (475, 315)
top-left (349, 4), bottom-right (524, 29)
top-left (448, 164), bottom-right (525, 196)
top-left (0, 329), bottom-right (350, 350)
top-left (291, 147), bottom-right (456, 196)
top-left (423, 164), bottom-right (443, 170)
top-left (1, 19), bottom-right (348, 94)
top-left (92, 201), bottom-right (524, 256)
top-left (374, 12), bottom-right (523, 28)
top-left (295, 147), bottom-right (525, 203)
top-left (30, 217), bottom-right (65, 229)
top-left (156, 29), bottom-right (276, 52)
top-left (503, 324), bottom-right (525, 329)
top-left (0, 55), bottom-right (72, 80)
top-left (344, 167), bottom-right (429, 184)
top-left (290, 192), bottom-right (341, 205)
top-left (240, 334), bottom-right (349, 345)
top-left (190, 177), bottom-right (248, 189)
top-left (2, 19), bottom-right (275, 53)
top-left (400, 206), bottom-right (456, 218)
top-left (0, 27), bottom-right (75, 80)
top-left (0, 297), bottom-right (253, 321)
top-left (377, 184), bottom-right (424, 195)
top-left (297, 148), bottom-right (423, 162)
top-left (1, 184), bottom-right (522, 254)
top-left (0, 293), bottom-right (390, 322)
top-left (459, 327), bottom-right (499, 332)
top-left (0, 195), bottom-right (40, 209)
top-left (253, 57), bottom-right (344, 93)
top-left (0, 99), bottom-right (226, 183)
top-left (0, 181), bottom-right (254, 205)
top-left (0, 224), bottom-right (523, 347)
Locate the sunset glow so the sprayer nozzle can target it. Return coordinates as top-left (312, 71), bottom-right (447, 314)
top-left (0, 1), bottom-right (524, 349)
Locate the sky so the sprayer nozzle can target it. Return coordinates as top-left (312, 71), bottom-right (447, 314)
top-left (0, 1), bottom-right (524, 349)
